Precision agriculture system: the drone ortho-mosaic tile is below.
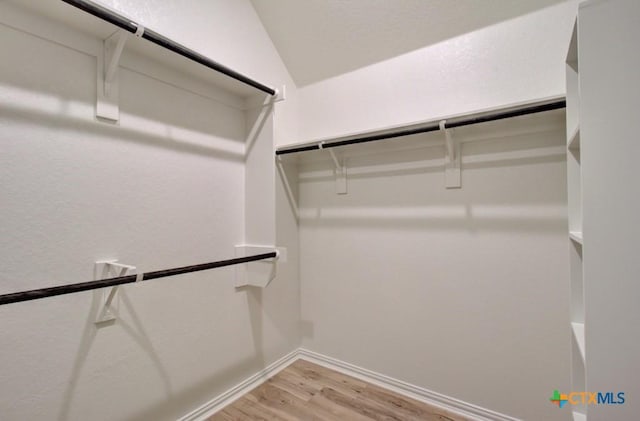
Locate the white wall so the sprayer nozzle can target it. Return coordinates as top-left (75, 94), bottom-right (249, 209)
top-left (298, 113), bottom-right (571, 420)
top-left (287, 0), bottom-right (579, 146)
top-left (579, 0), bottom-right (640, 419)
top-left (0, 0), bottom-right (582, 420)
top-left (0, 1), bottom-right (299, 420)
top-left (285, 3), bottom-right (577, 418)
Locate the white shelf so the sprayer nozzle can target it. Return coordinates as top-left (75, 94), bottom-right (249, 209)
top-left (568, 127), bottom-right (581, 150)
top-left (572, 322), bottom-right (586, 362)
top-left (572, 410), bottom-right (586, 421)
top-left (570, 231), bottom-right (583, 244)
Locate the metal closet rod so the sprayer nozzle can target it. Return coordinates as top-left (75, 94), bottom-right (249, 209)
top-left (61, 0), bottom-right (276, 96)
top-left (275, 99), bottom-right (567, 156)
top-left (0, 252), bottom-right (277, 306)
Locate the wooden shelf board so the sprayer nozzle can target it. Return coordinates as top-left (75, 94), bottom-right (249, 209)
top-left (572, 322), bottom-right (586, 363)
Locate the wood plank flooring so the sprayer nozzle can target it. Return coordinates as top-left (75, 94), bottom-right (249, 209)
top-left (208, 359), bottom-right (470, 421)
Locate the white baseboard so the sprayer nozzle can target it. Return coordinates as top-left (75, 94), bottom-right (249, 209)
top-left (297, 348), bottom-right (519, 421)
top-left (177, 349), bottom-right (299, 421)
top-left (180, 347), bottom-right (519, 421)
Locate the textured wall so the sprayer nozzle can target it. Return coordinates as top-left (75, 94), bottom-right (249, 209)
top-left (0, 1), bottom-right (299, 420)
top-left (298, 114), bottom-right (571, 420)
top-left (287, 1), bottom-right (579, 146)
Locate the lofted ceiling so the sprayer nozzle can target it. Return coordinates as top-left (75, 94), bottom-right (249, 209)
top-left (250, 0), bottom-right (568, 87)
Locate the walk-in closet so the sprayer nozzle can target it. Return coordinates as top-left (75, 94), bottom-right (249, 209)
top-left (1, 1), bottom-right (638, 420)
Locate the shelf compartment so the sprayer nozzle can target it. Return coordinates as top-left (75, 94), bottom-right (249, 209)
top-left (572, 322), bottom-right (586, 362)
top-left (571, 329), bottom-right (586, 415)
top-left (566, 64), bottom-right (580, 139)
top-left (566, 21), bottom-right (579, 72)
top-left (568, 127), bottom-right (581, 150)
top-left (567, 136), bottom-right (582, 233)
top-left (570, 237), bottom-right (584, 323)
top-left (565, 20), bottom-right (579, 135)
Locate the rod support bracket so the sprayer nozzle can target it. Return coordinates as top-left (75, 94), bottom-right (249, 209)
top-left (320, 143), bottom-right (348, 195)
top-left (94, 260), bottom-right (136, 324)
top-left (273, 85), bottom-right (286, 103)
top-left (234, 245), bottom-right (283, 288)
top-left (440, 120), bottom-right (461, 189)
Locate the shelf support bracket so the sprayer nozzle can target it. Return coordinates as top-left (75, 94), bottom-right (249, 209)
top-left (93, 260), bottom-right (137, 324)
top-left (440, 120), bottom-right (461, 189)
top-left (320, 142), bottom-right (347, 194)
top-left (97, 30), bottom-right (129, 122)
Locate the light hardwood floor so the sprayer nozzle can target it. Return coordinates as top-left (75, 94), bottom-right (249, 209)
top-left (208, 359), bottom-right (470, 421)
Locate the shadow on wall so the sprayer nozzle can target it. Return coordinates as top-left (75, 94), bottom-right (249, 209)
top-left (57, 290), bottom-right (172, 421)
top-left (0, 93), bottom-right (244, 163)
top-left (245, 98), bottom-right (274, 159)
top-left (55, 287), bottom-right (267, 421)
top-left (298, 207), bottom-right (566, 234)
top-left (295, 125), bottom-right (567, 234)
top-left (124, 288), bottom-right (267, 421)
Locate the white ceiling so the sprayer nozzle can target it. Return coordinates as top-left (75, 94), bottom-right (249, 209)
top-left (250, 0), bottom-right (567, 86)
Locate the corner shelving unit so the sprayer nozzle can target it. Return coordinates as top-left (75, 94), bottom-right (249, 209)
top-left (566, 18), bottom-right (586, 421)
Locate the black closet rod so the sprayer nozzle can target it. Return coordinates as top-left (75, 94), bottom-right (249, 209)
top-left (0, 252), bottom-right (277, 306)
top-left (275, 99), bottom-right (566, 156)
top-left (61, 0), bottom-right (277, 96)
